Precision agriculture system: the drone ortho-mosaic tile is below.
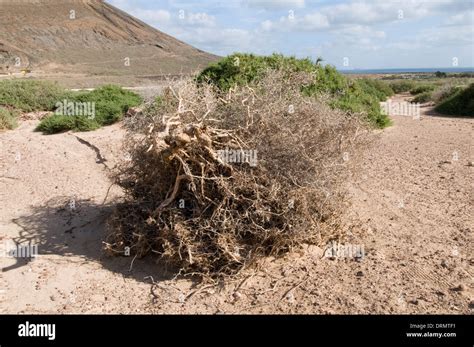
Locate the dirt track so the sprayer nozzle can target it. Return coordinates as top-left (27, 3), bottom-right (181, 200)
top-left (0, 96), bottom-right (472, 313)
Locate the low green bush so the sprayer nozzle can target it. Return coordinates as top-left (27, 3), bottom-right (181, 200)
top-left (72, 85), bottom-right (142, 125)
top-left (197, 53), bottom-right (342, 91)
top-left (432, 85), bottom-right (464, 103)
top-left (356, 78), bottom-right (394, 101)
top-left (0, 80), bottom-right (69, 112)
top-left (36, 115), bottom-right (100, 134)
top-left (37, 85), bottom-right (142, 133)
top-left (410, 84), bottom-right (436, 95)
top-left (435, 83), bottom-right (474, 117)
top-left (198, 53), bottom-right (391, 127)
top-left (332, 83), bottom-right (392, 128)
top-left (0, 107), bottom-right (19, 130)
top-left (389, 80), bottom-right (416, 93)
top-left (411, 91), bottom-right (433, 103)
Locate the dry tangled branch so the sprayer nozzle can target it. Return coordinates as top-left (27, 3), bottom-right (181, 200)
top-left (105, 71), bottom-right (370, 277)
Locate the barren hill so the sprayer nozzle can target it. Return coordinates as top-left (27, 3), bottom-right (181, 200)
top-left (0, 0), bottom-right (218, 77)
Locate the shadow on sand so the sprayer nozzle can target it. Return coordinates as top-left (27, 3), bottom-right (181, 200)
top-left (4, 197), bottom-right (191, 286)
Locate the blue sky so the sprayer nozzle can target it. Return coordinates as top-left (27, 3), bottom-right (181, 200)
top-left (107, 0), bottom-right (474, 69)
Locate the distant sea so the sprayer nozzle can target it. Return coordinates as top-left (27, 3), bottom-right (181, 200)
top-left (339, 67), bottom-right (474, 74)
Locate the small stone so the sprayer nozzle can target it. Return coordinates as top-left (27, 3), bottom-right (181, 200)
top-left (233, 292), bottom-right (242, 301)
top-left (450, 284), bottom-right (465, 292)
top-left (356, 271), bottom-right (364, 277)
top-left (409, 299), bottom-right (419, 305)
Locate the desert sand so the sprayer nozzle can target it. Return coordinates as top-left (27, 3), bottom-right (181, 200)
top-left (0, 95), bottom-right (472, 314)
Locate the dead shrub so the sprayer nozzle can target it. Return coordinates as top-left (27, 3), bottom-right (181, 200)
top-left (105, 71), bottom-right (370, 278)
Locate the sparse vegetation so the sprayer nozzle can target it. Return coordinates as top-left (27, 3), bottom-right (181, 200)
top-left (36, 114), bottom-right (101, 134)
top-left (0, 107), bottom-right (18, 130)
top-left (198, 53), bottom-right (391, 127)
top-left (389, 80), bottom-right (416, 93)
top-left (384, 76), bottom-right (473, 116)
top-left (410, 84), bottom-right (436, 95)
top-left (356, 78), bottom-right (394, 101)
top-left (431, 84), bottom-right (464, 103)
top-left (435, 83), bottom-right (474, 117)
top-left (0, 80), bottom-right (142, 133)
top-left (37, 85), bottom-right (142, 134)
top-left (0, 79), bottom-right (68, 112)
top-left (411, 91), bottom-right (433, 103)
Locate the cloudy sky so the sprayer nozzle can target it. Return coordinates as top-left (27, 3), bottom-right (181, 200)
top-left (107, 0), bottom-right (474, 69)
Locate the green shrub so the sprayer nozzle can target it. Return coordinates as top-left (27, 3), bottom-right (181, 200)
top-left (198, 53), bottom-right (390, 127)
top-left (72, 85), bottom-right (142, 125)
top-left (410, 84), bottom-right (436, 95)
top-left (37, 85), bottom-right (142, 133)
top-left (432, 85), bottom-right (464, 103)
top-left (36, 115), bottom-right (100, 134)
top-left (356, 78), bottom-right (394, 101)
top-left (435, 83), bottom-right (474, 117)
top-left (198, 53), bottom-right (351, 94)
top-left (0, 107), bottom-right (18, 130)
top-left (411, 91), bottom-right (433, 103)
top-left (389, 80), bottom-right (416, 93)
top-left (0, 80), bottom-right (69, 112)
top-left (332, 83), bottom-right (392, 127)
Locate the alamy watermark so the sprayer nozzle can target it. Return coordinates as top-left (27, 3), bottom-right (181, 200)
top-left (217, 148), bottom-right (258, 167)
top-left (18, 321), bottom-right (55, 341)
top-left (0, 240), bottom-right (38, 258)
top-left (55, 99), bottom-right (95, 119)
top-left (324, 241), bottom-right (365, 260)
top-left (381, 100), bottom-right (420, 119)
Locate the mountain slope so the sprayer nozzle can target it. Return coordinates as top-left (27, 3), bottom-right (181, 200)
top-left (0, 0), bottom-right (218, 76)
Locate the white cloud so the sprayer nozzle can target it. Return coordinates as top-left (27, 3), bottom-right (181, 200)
top-left (338, 25), bottom-right (386, 40)
top-left (173, 27), bottom-right (253, 55)
top-left (260, 20), bottom-right (273, 31)
top-left (419, 25), bottom-right (474, 46)
top-left (258, 0), bottom-right (474, 33)
top-left (260, 12), bottom-right (329, 32)
top-left (130, 9), bottom-right (171, 24)
top-left (244, 0), bottom-right (305, 10)
top-left (298, 13), bottom-right (331, 31)
top-left (183, 28), bottom-right (250, 45)
top-left (387, 23), bottom-right (473, 53)
top-left (181, 12), bottom-right (216, 27)
top-left (444, 10), bottom-right (474, 26)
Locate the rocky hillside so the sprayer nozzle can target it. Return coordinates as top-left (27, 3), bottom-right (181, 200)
top-left (0, 0), bottom-right (218, 76)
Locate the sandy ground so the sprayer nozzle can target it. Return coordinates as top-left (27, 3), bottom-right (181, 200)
top-left (0, 95), bottom-right (472, 314)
